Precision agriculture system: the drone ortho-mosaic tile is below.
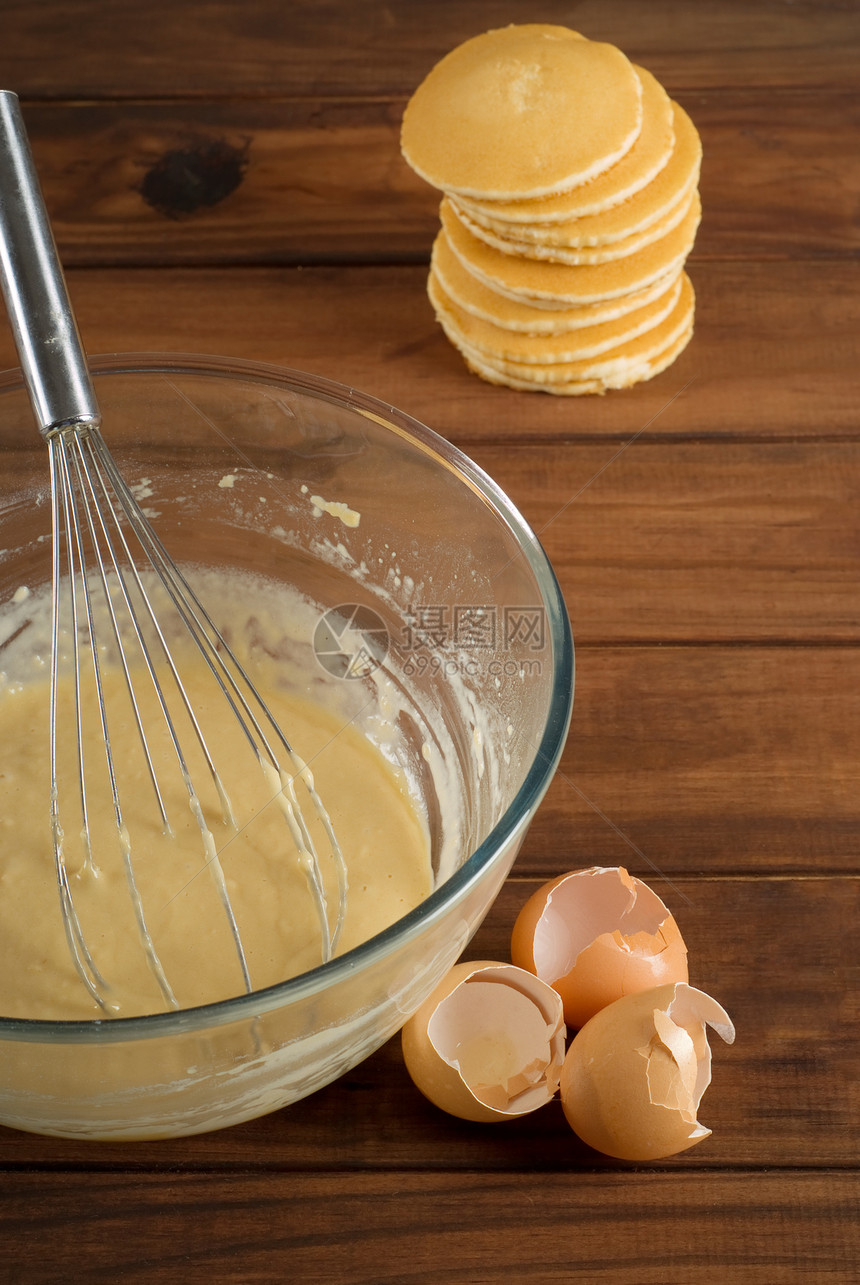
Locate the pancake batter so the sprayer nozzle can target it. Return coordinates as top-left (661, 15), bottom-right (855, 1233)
top-left (0, 622), bottom-right (432, 1022)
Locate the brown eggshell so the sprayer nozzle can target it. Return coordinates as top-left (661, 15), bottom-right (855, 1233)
top-left (401, 959), bottom-right (566, 1122)
top-left (560, 981), bottom-right (735, 1160)
top-left (511, 866), bottom-right (689, 1028)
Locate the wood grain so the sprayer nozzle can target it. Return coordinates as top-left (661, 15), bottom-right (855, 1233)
top-left (469, 443), bottom-right (860, 643)
top-left (528, 647), bottom-right (860, 872)
top-left (3, 1171), bottom-right (858, 1282)
top-left (15, 99), bottom-right (437, 266)
top-left (2, 0), bottom-right (856, 97)
top-left (4, 91), bottom-right (855, 266)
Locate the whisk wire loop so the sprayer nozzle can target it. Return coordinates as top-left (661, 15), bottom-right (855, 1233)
top-left (52, 429), bottom-right (180, 1010)
top-left (93, 436), bottom-right (349, 954)
top-left (48, 422), bottom-right (349, 1010)
top-left (47, 442), bottom-right (111, 1011)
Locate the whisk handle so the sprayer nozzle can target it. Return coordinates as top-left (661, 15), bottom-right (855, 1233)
top-left (0, 90), bottom-right (100, 439)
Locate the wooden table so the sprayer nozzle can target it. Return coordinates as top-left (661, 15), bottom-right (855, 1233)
top-left (0, 3), bottom-right (857, 1280)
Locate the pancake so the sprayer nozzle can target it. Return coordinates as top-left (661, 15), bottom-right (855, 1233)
top-left (431, 228), bottom-right (682, 332)
top-left (400, 25), bottom-right (643, 199)
top-left (455, 100), bottom-right (701, 249)
top-left (400, 25), bottom-right (702, 396)
top-left (454, 65), bottom-right (675, 225)
top-left (428, 268), bottom-right (684, 364)
top-left (448, 183), bottom-right (695, 265)
top-left (461, 322), bottom-right (694, 395)
top-left (437, 273), bottom-right (693, 385)
top-left (440, 190), bottom-right (701, 305)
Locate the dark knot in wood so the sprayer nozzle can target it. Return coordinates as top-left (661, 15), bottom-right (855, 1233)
top-left (139, 136), bottom-right (249, 219)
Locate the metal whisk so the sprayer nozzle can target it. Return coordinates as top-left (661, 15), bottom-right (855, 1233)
top-left (0, 91), bottom-right (347, 1013)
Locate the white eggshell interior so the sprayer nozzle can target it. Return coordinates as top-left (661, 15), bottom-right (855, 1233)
top-left (532, 866), bottom-right (674, 980)
top-left (427, 966), bottom-right (565, 1113)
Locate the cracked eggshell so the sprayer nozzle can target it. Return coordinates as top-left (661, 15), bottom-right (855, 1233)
top-left (560, 981), bottom-right (735, 1160)
top-left (400, 959), bottom-right (566, 1122)
top-left (510, 866), bottom-right (688, 1028)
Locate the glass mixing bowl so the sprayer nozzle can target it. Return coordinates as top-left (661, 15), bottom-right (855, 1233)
top-left (0, 353), bottom-right (573, 1139)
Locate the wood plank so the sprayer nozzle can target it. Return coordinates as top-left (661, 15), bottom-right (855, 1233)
top-left (2, 1170), bottom-right (858, 1282)
top-left (696, 91), bottom-right (860, 259)
top-left (0, 262), bottom-right (857, 442)
top-left (1, 877), bottom-right (857, 1169)
top-left (17, 100), bottom-right (437, 267)
top-left (469, 442), bottom-right (860, 643)
top-left (530, 647), bottom-right (860, 871)
top-left (2, 1), bottom-right (857, 98)
top-left (6, 92), bottom-right (856, 266)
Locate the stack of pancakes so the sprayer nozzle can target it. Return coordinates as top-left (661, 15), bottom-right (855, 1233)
top-left (400, 25), bottom-right (702, 395)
